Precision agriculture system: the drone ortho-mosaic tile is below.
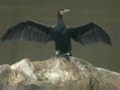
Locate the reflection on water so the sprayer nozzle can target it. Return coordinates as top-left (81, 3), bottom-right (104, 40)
top-left (0, 0), bottom-right (120, 72)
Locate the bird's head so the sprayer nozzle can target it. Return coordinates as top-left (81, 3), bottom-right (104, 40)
top-left (58, 8), bottom-right (70, 16)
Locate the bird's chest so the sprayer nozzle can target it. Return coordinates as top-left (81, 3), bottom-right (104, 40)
top-left (53, 25), bottom-right (70, 41)
top-left (53, 28), bottom-right (68, 39)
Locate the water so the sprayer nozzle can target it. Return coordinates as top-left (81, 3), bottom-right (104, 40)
top-left (0, 0), bottom-right (120, 72)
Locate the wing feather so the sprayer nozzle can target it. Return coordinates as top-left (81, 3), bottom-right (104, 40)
top-left (1, 20), bottom-right (53, 43)
top-left (68, 22), bottom-right (112, 45)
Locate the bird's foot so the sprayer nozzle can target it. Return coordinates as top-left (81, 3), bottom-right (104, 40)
top-left (54, 53), bottom-right (72, 60)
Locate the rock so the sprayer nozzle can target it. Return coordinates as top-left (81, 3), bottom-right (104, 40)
top-left (0, 64), bottom-right (11, 89)
top-left (0, 57), bottom-right (120, 90)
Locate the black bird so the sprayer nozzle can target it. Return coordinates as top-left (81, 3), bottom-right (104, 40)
top-left (1, 8), bottom-right (112, 56)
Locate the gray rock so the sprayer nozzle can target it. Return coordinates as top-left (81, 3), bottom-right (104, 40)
top-left (0, 57), bottom-right (120, 90)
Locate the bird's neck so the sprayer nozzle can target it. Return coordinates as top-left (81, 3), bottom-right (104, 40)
top-left (57, 14), bottom-right (64, 25)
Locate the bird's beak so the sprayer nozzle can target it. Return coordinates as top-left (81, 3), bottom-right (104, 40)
top-left (60, 9), bottom-right (70, 15)
top-left (64, 9), bottom-right (70, 13)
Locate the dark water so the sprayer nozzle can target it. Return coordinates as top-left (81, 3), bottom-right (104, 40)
top-left (0, 0), bottom-right (120, 72)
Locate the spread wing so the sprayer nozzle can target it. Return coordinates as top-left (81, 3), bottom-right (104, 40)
top-left (68, 22), bottom-right (112, 45)
top-left (1, 20), bottom-right (53, 43)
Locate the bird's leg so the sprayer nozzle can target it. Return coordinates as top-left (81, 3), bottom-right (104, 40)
top-left (56, 50), bottom-right (60, 57)
top-left (63, 51), bottom-right (72, 60)
top-left (66, 51), bottom-right (72, 56)
top-left (69, 52), bottom-right (72, 56)
top-left (66, 53), bottom-right (71, 56)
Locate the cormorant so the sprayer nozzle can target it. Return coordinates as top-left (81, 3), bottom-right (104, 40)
top-left (1, 8), bottom-right (112, 56)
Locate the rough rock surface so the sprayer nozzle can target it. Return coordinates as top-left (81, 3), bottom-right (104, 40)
top-left (0, 57), bottom-right (120, 90)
